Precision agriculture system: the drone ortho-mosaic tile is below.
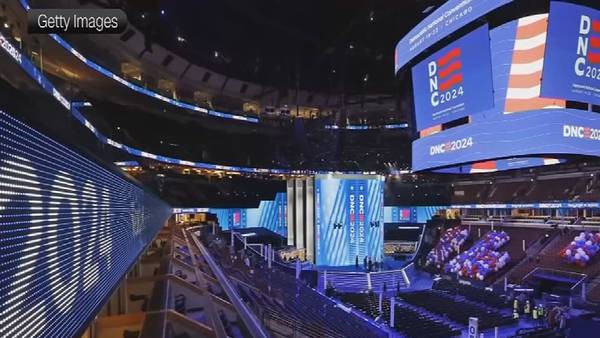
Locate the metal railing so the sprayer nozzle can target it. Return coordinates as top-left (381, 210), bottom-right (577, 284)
top-left (188, 231), bottom-right (269, 338)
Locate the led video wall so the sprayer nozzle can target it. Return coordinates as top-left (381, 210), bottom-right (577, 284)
top-left (314, 175), bottom-right (384, 266)
top-left (0, 111), bottom-right (171, 337)
top-left (412, 3), bottom-right (600, 172)
top-left (541, 2), bottom-right (600, 106)
top-left (395, 0), bottom-right (513, 72)
top-left (209, 192), bottom-right (287, 237)
top-left (433, 157), bottom-right (565, 174)
top-left (412, 25), bottom-right (495, 131)
top-left (384, 207), bottom-right (415, 223)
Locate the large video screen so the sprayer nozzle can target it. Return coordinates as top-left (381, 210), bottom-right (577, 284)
top-left (541, 2), bottom-right (600, 106)
top-left (210, 192), bottom-right (287, 237)
top-left (314, 175), bottom-right (384, 266)
top-left (412, 10), bottom-right (600, 171)
top-left (395, 0), bottom-right (513, 72)
top-left (383, 206), bottom-right (445, 223)
top-left (0, 111), bottom-right (171, 338)
top-left (433, 157), bottom-right (564, 174)
top-left (412, 25), bottom-right (495, 131)
top-left (384, 207), bottom-right (415, 223)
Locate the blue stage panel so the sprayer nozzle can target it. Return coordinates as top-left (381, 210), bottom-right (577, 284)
top-left (314, 175), bottom-right (384, 267)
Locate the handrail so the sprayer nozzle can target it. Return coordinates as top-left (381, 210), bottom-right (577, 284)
top-left (522, 267), bottom-right (588, 291)
top-left (188, 231), bottom-right (270, 338)
top-left (262, 310), bottom-right (346, 338)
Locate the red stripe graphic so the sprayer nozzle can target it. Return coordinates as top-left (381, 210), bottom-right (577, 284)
top-left (593, 20), bottom-right (600, 33)
top-left (437, 48), bottom-right (461, 68)
top-left (439, 60), bottom-right (462, 79)
top-left (472, 160), bottom-right (497, 170)
top-left (589, 51), bottom-right (600, 64)
top-left (439, 73), bottom-right (463, 91)
top-left (591, 36), bottom-right (600, 49)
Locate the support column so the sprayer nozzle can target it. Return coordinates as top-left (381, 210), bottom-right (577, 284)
top-left (287, 180), bottom-right (295, 246)
top-left (271, 245), bottom-right (275, 263)
top-left (305, 177), bottom-right (314, 262)
top-left (295, 179), bottom-right (305, 250)
top-left (120, 280), bottom-right (128, 314)
top-left (296, 259), bottom-right (301, 279)
top-left (264, 244), bottom-right (269, 261)
top-left (267, 244), bottom-right (272, 269)
top-left (390, 297), bottom-right (395, 327)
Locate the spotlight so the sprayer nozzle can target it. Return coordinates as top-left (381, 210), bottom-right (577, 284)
top-left (3, 23), bottom-right (9, 29)
top-left (161, 9), bottom-right (165, 15)
top-left (177, 36), bottom-right (186, 43)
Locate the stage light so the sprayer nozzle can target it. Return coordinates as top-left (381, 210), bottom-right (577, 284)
top-left (422, 5), bottom-right (435, 14)
top-left (3, 23), bottom-right (9, 29)
top-left (177, 36), bottom-right (186, 43)
top-left (161, 9), bottom-right (165, 15)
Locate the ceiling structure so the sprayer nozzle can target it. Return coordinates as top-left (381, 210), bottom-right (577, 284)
top-left (120, 0), bottom-right (445, 96)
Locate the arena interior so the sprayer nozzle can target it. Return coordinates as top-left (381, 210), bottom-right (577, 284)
top-left (2, 0), bottom-right (600, 337)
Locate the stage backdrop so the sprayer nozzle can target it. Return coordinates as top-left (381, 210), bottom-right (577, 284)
top-left (209, 192), bottom-right (287, 237)
top-left (314, 174), bottom-right (384, 267)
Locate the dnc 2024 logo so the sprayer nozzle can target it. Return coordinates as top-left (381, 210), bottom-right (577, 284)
top-left (575, 13), bottom-right (600, 79)
top-left (428, 47), bottom-right (464, 107)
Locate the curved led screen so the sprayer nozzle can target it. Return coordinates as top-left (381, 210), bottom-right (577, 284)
top-left (541, 2), bottom-right (600, 106)
top-left (394, 0), bottom-right (513, 73)
top-left (0, 111), bottom-right (171, 337)
top-left (413, 108), bottom-right (600, 171)
top-left (411, 9), bottom-right (600, 172)
top-left (433, 157), bottom-right (565, 174)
